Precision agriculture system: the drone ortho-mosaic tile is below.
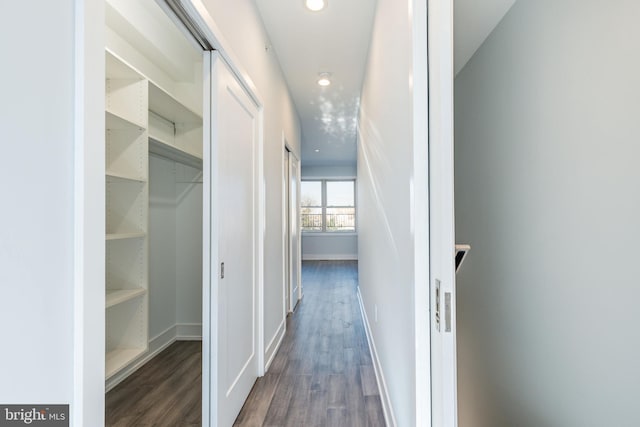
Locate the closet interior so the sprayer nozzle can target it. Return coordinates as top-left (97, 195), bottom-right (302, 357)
top-left (104, 0), bottom-right (204, 393)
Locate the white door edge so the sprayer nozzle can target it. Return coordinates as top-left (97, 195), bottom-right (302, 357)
top-left (427, 0), bottom-right (458, 426)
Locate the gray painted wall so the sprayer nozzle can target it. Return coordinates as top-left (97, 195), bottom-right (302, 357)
top-left (455, 1), bottom-right (640, 426)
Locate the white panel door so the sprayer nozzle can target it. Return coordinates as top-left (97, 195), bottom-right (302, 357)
top-left (288, 152), bottom-right (301, 309)
top-left (284, 149), bottom-right (291, 313)
top-left (206, 52), bottom-right (259, 427)
top-left (429, 0), bottom-right (458, 426)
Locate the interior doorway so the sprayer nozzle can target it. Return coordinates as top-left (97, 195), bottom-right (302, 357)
top-left (284, 146), bottom-right (302, 313)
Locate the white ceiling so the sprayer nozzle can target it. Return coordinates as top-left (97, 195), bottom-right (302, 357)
top-left (254, 0), bottom-right (516, 167)
top-left (254, 0), bottom-right (376, 167)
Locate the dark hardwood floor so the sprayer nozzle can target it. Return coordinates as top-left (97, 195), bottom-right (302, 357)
top-left (234, 260), bottom-right (385, 427)
top-left (105, 340), bottom-right (202, 426)
top-left (106, 261), bottom-right (384, 426)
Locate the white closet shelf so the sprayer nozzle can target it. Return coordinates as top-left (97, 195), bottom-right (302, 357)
top-left (107, 171), bottom-right (147, 183)
top-left (149, 81), bottom-right (202, 124)
top-left (106, 50), bottom-right (144, 80)
top-left (106, 347), bottom-right (147, 379)
top-left (106, 288), bottom-right (147, 308)
top-left (106, 232), bottom-right (146, 241)
top-left (106, 110), bottom-right (146, 131)
top-left (149, 136), bottom-right (203, 170)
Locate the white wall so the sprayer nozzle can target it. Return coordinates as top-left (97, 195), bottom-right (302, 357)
top-left (302, 165), bottom-right (356, 178)
top-left (199, 0), bottom-right (302, 364)
top-left (301, 165), bottom-right (358, 260)
top-left (357, 0), bottom-right (423, 424)
top-left (302, 235), bottom-right (358, 261)
top-left (455, 1), bottom-right (640, 426)
top-left (0, 0), bottom-right (77, 406)
top-left (149, 156), bottom-right (178, 339)
top-left (176, 164), bottom-right (203, 330)
top-left (149, 156), bottom-right (203, 340)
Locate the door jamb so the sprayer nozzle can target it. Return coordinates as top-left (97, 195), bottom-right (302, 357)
top-left (283, 141), bottom-right (291, 314)
top-left (285, 147), bottom-right (301, 312)
top-left (73, 0), bottom-right (106, 425)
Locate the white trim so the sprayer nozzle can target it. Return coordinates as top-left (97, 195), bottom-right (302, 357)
top-left (73, 0), bottom-right (105, 425)
top-left (300, 175), bottom-right (357, 180)
top-left (105, 324), bottom-right (203, 392)
top-left (290, 152), bottom-right (303, 310)
top-left (264, 319), bottom-right (286, 371)
top-left (357, 287), bottom-right (397, 427)
top-left (105, 325), bottom-right (175, 392)
top-left (177, 323), bottom-right (204, 339)
top-left (201, 50), bottom-right (213, 427)
top-left (428, 0), bottom-right (458, 425)
top-left (302, 254), bottom-right (358, 261)
top-left (257, 105), bottom-right (266, 377)
top-left (302, 232), bottom-right (358, 237)
top-left (412, 0), bottom-right (431, 425)
top-left (282, 134), bottom-right (289, 331)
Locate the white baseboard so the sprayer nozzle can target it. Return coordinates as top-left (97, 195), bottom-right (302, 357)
top-left (264, 318), bottom-right (286, 371)
top-left (302, 254), bottom-right (358, 261)
top-left (105, 323), bottom-right (202, 392)
top-left (176, 323), bottom-right (202, 340)
top-left (357, 287), bottom-right (397, 427)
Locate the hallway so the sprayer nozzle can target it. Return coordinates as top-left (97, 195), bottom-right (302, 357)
top-left (234, 260), bottom-right (385, 426)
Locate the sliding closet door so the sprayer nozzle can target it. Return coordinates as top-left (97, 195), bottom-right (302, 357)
top-left (288, 152), bottom-right (301, 308)
top-left (204, 51), bottom-right (261, 426)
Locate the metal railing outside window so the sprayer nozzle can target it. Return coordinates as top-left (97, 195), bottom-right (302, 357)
top-left (301, 179), bottom-right (356, 232)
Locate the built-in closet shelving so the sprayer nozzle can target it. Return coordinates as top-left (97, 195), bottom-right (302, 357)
top-left (105, 51), bottom-right (149, 379)
top-left (149, 83), bottom-right (203, 170)
top-left (104, 47), bottom-right (203, 380)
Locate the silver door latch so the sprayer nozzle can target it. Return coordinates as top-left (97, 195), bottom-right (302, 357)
top-left (435, 279), bottom-right (441, 332)
top-left (435, 279), bottom-right (452, 333)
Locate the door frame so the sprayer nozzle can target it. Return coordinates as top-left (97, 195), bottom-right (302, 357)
top-left (283, 143), bottom-right (291, 315)
top-left (73, 0), bottom-right (106, 424)
top-left (427, 0), bottom-right (458, 426)
top-left (284, 146), bottom-right (301, 312)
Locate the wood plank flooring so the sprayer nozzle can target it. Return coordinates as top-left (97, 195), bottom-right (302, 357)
top-left (106, 261), bottom-right (384, 426)
top-left (105, 340), bottom-right (202, 426)
top-left (234, 260), bottom-right (385, 427)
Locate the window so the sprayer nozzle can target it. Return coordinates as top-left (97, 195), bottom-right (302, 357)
top-left (301, 180), bottom-right (356, 232)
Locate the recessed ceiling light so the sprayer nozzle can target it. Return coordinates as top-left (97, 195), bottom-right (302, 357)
top-left (314, 149), bottom-right (320, 153)
top-left (317, 72), bottom-right (331, 86)
top-left (305, 0), bottom-right (327, 12)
